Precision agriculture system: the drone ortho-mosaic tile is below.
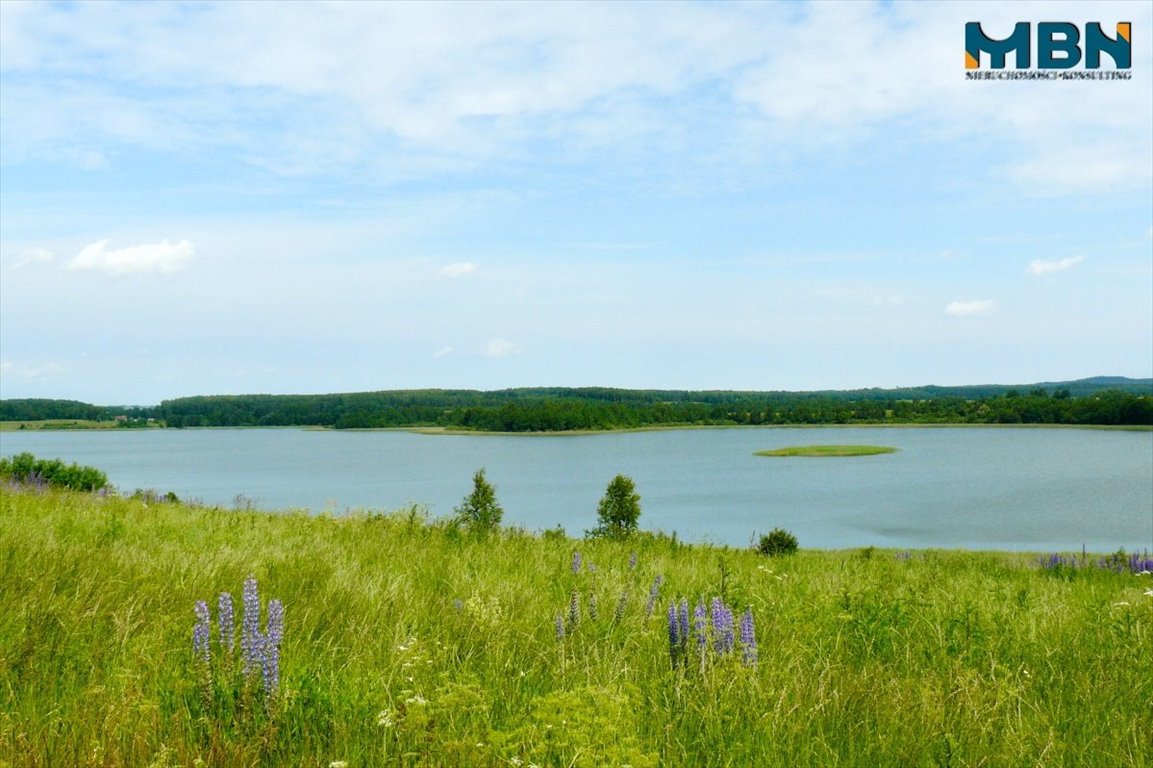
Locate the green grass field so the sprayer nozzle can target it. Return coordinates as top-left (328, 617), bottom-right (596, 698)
top-left (1, 486), bottom-right (1151, 767)
top-left (755, 445), bottom-right (899, 457)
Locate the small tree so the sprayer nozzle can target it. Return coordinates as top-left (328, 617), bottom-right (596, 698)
top-left (453, 468), bottom-right (503, 531)
top-left (588, 474), bottom-right (641, 539)
top-left (756, 528), bottom-right (799, 557)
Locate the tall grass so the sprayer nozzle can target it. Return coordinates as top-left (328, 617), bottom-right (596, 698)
top-left (1, 486), bottom-right (1150, 767)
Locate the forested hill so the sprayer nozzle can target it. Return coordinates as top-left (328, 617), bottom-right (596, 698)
top-left (2, 377), bottom-right (1151, 430)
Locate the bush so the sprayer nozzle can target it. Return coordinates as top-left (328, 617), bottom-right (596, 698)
top-left (756, 528), bottom-right (799, 557)
top-left (587, 474), bottom-right (641, 539)
top-left (0, 452), bottom-right (109, 492)
top-left (453, 468), bottom-right (503, 531)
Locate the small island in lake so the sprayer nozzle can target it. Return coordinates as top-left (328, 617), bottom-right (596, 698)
top-left (756, 445), bottom-right (898, 457)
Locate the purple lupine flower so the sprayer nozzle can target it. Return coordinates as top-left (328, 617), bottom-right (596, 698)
top-left (693, 601), bottom-right (708, 651)
top-left (262, 639), bottom-right (280, 697)
top-left (628, 551), bottom-right (638, 570)
top-left (267, 599), bottom-right (284, 648)
top-left (644, 575), bottom-right (663, 617)
top-left (555, 614), bottom-right (566, 641)
top-left (613, 588), bottom-right (630, 623)
top-left (218, 592), bottom-right (235, 657)
top-left (588, 590), bottom-right (598, 621)
top-left (710, 598), bottom-right (735, 655)
top-left (677, 598), bottom-right (690, 647)
top-left (571, 551), bottom-right (582, 574)
top-left (193, 600), bottom-right (212, 663)
top-left (739, 607), bottom-right (757, 666)
top-left (667, 601), bottom-right (683, 667)
top-left (241, 575), bottom-right (261, 674)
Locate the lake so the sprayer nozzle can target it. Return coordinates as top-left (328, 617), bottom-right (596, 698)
top-left (2, 426), bottom-right (1150, 552)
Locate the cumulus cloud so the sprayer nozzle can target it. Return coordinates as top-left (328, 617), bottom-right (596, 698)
top-left (945, 300), bottom-right (995, 318)
top-left (439, 262), bottom-right (477, 278)
top-left (1027, 255), bottom-right (1085, 276)
top-left (9, 248), bottom-right (54, 270)
top-left (66, 239), bottom-right (195, 274)
top-left (483, 338), bottom-right (520, 358)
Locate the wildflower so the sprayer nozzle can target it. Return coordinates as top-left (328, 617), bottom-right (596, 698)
top-left (613, 588), bottom-right (630, 623)
top-left (739, 607), bottom-right (757, 666)
top-left (241, 575), bottom-right (262, 674)
top-left (667, 602), bottom-right (680, 648)
top-left (628, 551), bottom-right (638, 569)
top-left (710, 598), bottom-right (735, 655)
top-left (377, 710), bottom-right (395, 728)
top-left (330, 762), bottom-right (349, 768)
top-left (192, 601), bottom-right (211, 663)
top-left (588, 590), bottom-right (598, 621)
top-left (218, 592), bottom-right (235, 658)
top-left (555, 614), bottom-right (566, 641)
top-left (644, 575), bottom-right (663, 617)
top-left (677, 598), bottom-right (690, 646)
top-left (693, 601), bottom-right (708, 651)
top-left (571, 550), bottom-right (582, 574)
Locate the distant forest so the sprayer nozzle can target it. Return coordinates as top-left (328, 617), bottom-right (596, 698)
top-left (3, 377), bottom-right (1151, 431)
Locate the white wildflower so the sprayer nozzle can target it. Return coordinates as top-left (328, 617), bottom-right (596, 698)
top-left (377, 710), bottom-right (394, 728)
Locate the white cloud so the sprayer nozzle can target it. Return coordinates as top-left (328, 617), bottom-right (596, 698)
top-left (1027, 255), bottom-right (1085, 276)
top-left (2, 2), bottom-right (1149, 195)
top-left (945, 300), bottom-right (995, 317)
top-left (0, 359), bottom-right (65, 379)
top-left (66, 239), bottom-right (194, 274)
top-left (9, 247), bottom-right (54, 270)
top-left (433, 346), bottom-right (455, 358)
top-left (482, 338), bottom-right (520, 358)
top-left (439, 262), bottom-right (477, 278)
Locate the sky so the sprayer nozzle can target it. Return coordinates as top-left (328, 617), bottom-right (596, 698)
top-left (1, 0), bottom-right (1151, 406)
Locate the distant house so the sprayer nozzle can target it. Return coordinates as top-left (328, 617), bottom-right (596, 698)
top-left (114, 415), bottom-right (128, 423)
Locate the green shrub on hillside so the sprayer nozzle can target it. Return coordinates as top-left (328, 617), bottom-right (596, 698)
top-left (756, 528), bottom-right (799, 557)
top-left (0, 451), bottom-right (108, 491)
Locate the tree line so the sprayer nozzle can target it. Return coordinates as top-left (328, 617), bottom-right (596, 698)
top-left (2, 380), bottom-right (1150, 430)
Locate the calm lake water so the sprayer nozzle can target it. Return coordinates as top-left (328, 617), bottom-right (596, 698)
top-left (2, 427), bottom-right (1151, 552)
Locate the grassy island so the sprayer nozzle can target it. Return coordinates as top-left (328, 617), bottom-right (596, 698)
top-left (1, 485), bottom-right (1150, 767)
top-left (756, 444), bottom-right (899, 457)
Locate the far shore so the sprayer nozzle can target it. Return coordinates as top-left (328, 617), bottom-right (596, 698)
top-left (3, 420), bottom-right (1150, 435)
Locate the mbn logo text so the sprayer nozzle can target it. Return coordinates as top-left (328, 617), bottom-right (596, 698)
top-left (965, 22), bottom-right (1131, 69)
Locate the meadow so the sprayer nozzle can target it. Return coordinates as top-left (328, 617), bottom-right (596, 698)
top-left (1, 486), bottom-right (1151, 767)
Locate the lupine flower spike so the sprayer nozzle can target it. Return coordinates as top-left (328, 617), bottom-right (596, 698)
top-left (739, 607), bottom-right (758, 667)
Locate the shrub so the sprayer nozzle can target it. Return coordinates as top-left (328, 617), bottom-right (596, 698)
top-left (756, 528), bottom-right (799, 557)
top-left (0, 451), bottom-right (109, 492)
top-left (587, 474), bottom-right (641, 539)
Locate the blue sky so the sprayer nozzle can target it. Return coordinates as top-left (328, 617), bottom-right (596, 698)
top-left (1, 0), bottom-right (1150, 405)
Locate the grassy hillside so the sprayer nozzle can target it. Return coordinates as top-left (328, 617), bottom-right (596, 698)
top-left (1, 487), bottom-right (1151, 767)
